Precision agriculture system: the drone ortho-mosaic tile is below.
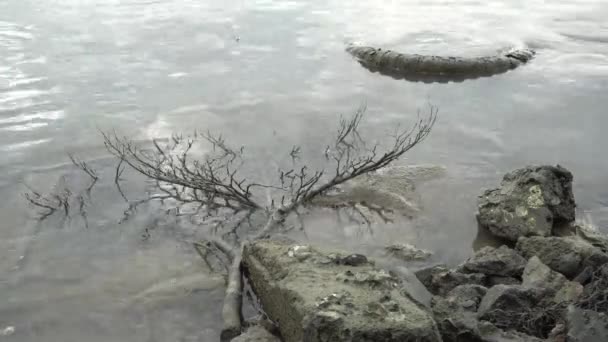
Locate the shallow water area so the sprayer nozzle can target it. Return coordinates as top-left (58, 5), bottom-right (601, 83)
top-left (1, 0), bottom-right (608, 340)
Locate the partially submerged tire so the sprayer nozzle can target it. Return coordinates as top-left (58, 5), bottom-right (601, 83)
top-left (346, 44), bottom-right (535, 83)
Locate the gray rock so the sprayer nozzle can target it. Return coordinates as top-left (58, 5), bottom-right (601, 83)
top-left (385, 243), bottom-right (433, 262)
top-left (431, 296), bottom-right (542, 342)
top-left (582, 252), bottom-right (608, 271)
top-left (477, 285), bottom-right (548, 327)
top-left (573, 266), bottom-right (594, 285)
top-left (577, 263), bottom-right (608, 313)
top-left (243, 240), bottom-right (442, 342)
top-left (522, 256), bottom-right (583, 303)
top-left (446, 284), bottom-right (488, 312)
top-left (424, 268), bottom-right (487, 296)
top-left (231, 326), bottom-right (281, 342)
top-left (387, 265), bottom-right (433, 308)
top-left (415, 264), bottom-right (449, 289)
top-left (431, 296), bottom-right (482, 341)
top-left (516, 236), bottom-right (607, 278)
top-left (566, 306), bottom-right (608, 342)
top-left (430, 285), bottom-right (488, 340)
top-left (459, 245), bottom-right (527, 277)
top-left (477, 165), bottom-right (575, 242)
top-left (573, 222), bottom-right (608, 253)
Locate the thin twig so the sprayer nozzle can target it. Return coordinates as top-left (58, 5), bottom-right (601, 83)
top-left (78, 195), bottom-right (89, 229)
top-left (24, 185), bottom-right (72, 220)
top-left (68, 153), bottom-right (99, 196)
top-left (115, 158), bottom-right (129, 203)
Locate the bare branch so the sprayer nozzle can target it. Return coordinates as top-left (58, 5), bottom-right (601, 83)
top-left (220, 247), bottom-right (244, 342)
top-left (193, 240), bottom-right (233, 274)
top-left (24, 191), bottom-right (57, 220)
top-left (77, 195), bottom-right (89, 229)
top-left (289, 145), bottom-right (301, 163)
top-left (68, 153), bottom-right (99, 195)
top-left (96, 103), bottom-right (438, 341)
top-left (267, 104), bottom-right (437, 222)
top-left (300, 105), bottom-right (437, 207)
top-left (24, 185), bottom-right (72, 221)
top-left (115, 158), bottom-right (129, 203)
top-left (68, 153), bottom-right (98, 181)
top-left (101, 130), bottom-right (264, 218)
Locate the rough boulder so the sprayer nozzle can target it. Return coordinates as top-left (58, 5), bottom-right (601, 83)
top-left (458, 245), bottom-right (527, 278)
top-left (415, 264), bottom-right (487, 296)
top-left (243, 240), bottom-right (442, 342)
top-left (477, 165), bottom-right (575, 241)
top-left (522, 256), bottom-right (583, 303)
top-left (516, 236), bottom-right (608, 278)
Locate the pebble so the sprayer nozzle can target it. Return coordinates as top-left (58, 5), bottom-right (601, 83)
top-left (1, 326), bottom-right (15, 336)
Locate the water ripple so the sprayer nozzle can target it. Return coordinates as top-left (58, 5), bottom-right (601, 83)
top-left (0, 20), bottom-right (63, 155)
top-left (0, 138), bottom-right (51, 152)
top-left (0, 110), bottom-right (64, 125)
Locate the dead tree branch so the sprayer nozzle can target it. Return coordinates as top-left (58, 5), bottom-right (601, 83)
top-left (24, 186), bottom-right (72, 220)
top-left (68, 153), bottom-right (98, 194)
top-left (576, 265), bottom-right (608, 313)
top-left (483, 302), bottom-right (566, 338)
top-left (100, 104), bottom-right (438, 340)
top-left (77, 195), bottom-right (89, 229)
top-left (115, 157), bottom-right (129, 202)
top-left (221, 247), bottom-right (244, 341)
top-left (102, 130), bottom-right (264, 218)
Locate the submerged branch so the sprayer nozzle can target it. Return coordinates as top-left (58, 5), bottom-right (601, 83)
top-left (220, 249), bottom-right (244, 342)
top-left (24, 186), bottom-right (72, 221)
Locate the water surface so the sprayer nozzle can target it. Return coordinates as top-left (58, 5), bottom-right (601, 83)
top-left (1, 0), bottom-right (608, 340)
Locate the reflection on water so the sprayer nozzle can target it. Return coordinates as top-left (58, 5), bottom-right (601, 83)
top-left (1, 0), bottom-right (608, 340)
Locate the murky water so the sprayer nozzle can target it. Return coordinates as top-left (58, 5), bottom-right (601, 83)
top-left (1, 0), bottom-right (608, 340)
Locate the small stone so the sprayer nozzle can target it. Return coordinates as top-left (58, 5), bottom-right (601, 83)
top-left (336, 254), bottom-right (368, 266)
top-left (573, 222), bottom-right (608, 253)
top-left (287, 245), bottom-right (313, 261)
top-left (1, 326), bottom-right (15, 336)
top-left (415, 264), bottom-right (449, 289)
top-left (427, 270), bottom-right (486, 296)
top-left (353, 269), bottom-right (395, 287)
top-left (385, 243), bottom-right (432, 261)
top-left (458, 245), bottom-right (526, 277)
top-left (445, 284), bottom-right (488, 312)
